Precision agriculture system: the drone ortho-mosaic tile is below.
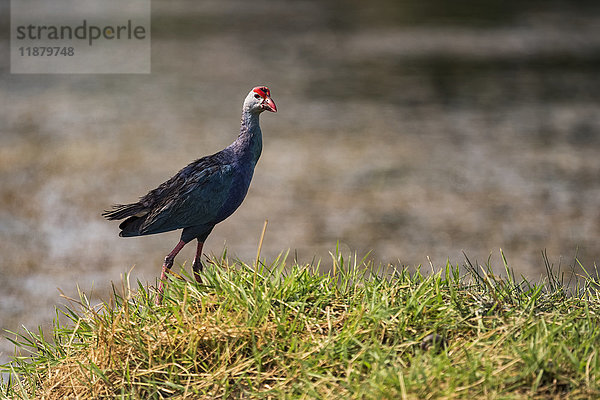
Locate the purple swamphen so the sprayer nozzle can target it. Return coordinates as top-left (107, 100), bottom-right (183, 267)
top-left (103, 86), bottom-right (277, 303)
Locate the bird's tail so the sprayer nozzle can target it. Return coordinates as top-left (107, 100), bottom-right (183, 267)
top-left (102, 203), bottom-right (146, 220)
top-left (103, 203), bottom-right (153, 237)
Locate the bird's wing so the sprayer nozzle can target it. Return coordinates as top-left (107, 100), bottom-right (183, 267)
top-left (136, 155), bottom-right (236, 235)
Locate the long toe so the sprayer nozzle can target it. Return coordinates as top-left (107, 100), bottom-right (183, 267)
top-left (192, 263), bottom-right (203, 283)
top-left (156, 263), bottom-right (172, 305)
top-left (155, 288), bottom-right (164, 305)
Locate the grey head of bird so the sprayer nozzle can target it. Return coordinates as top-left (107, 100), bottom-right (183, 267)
top-left (244, 86), bottom-right (278, 114)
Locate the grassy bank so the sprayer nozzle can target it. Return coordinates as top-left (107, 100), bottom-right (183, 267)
top-left (2, 249), bottom-right (600, 399)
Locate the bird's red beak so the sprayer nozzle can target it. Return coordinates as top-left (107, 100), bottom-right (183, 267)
top-left (262, 96), bottom-right (277, 113)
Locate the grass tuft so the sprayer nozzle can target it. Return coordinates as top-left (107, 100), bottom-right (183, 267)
top-left (2, 249), bottom-right (600, 399)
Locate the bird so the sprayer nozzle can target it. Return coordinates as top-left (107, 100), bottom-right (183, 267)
top-left (103, 86), bottom-right (277, 303)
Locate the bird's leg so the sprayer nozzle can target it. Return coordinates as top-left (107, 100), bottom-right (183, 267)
top-left (155, 240), bottom-right (187, 304)
top-left (192, 240), bottom-right (204, 283)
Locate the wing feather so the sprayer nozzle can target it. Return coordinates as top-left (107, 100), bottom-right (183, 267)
top-left (104, 149), bottom-right (239, 237)
top-left (137, 159), bottom-right (235, 235)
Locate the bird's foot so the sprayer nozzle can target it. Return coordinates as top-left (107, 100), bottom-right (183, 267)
top-left (155, 257), bottom-right (175, 305)
top-left (155, 283), bottom-right (166, 305)
top-left (192, 261), bottom-right (203, 284)
top-left (192, 240), bottom-right (204, 284)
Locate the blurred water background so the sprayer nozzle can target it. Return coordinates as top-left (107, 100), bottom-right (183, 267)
top-left (1, 0), bottom-right (600, 361)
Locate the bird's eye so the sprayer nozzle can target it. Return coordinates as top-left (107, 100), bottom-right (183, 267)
top-left (254, 94), bottom-right (261, 99)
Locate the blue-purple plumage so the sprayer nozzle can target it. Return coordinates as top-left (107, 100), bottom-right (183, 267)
top-left (105, 151), bottom-right (236, 241)
top-left (103, 87), bottom-right (276, 289)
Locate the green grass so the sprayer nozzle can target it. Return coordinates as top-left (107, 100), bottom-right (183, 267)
top-left (2, 248), bottom-right (600, 399)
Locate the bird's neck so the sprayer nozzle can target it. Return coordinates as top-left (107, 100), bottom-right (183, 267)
top-left (234, 109), bottom-right (263, 165)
